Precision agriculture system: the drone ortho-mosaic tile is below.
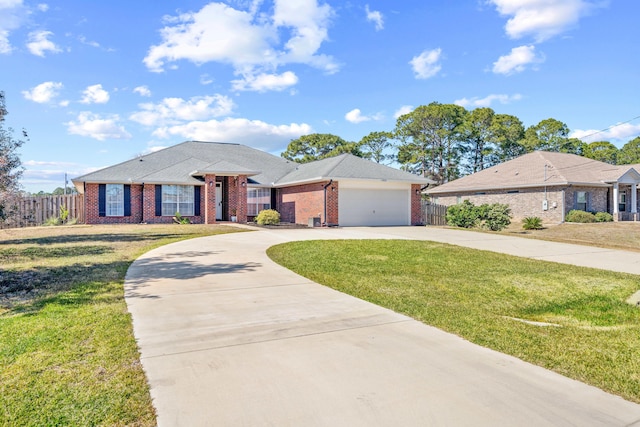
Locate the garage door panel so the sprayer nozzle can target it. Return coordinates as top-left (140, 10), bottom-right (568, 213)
top-left (339, 188), bottom-right (409, 226)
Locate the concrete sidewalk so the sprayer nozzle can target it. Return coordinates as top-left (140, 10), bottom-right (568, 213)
top-left (125, 227), bottom-right (640, 426)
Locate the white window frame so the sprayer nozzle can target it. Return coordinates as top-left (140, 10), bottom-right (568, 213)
top-left (247, 188), bottom-right (271, 216)
top-left (162, 185), bottom-right (194, 216)
top-left (576, 191), bottom-right (588, 211)
top-left (619, 192), bottom-right (627, 212)
top-left (106, 184), bottom-right (124, 217)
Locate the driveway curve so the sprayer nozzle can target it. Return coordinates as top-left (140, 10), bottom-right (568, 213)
top-left (125, 227), bottom-right (640, 426)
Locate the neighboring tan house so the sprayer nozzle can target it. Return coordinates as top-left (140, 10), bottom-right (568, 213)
top-left (426, 151), bottom-right (640, 223)
top-left (73, 140), bottom-right (433, 226)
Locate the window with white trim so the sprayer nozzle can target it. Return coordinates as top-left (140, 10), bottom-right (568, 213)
top-left (619, 192), bottom-right (627, 212)
top-left (247, 188), bottom-right (271, 216)
top-left (576, 191), bottom-right (588, 211)
top-left (162, 185), bottom-right (194, 216)
top-left (106, 184), bottom-right (124, 216)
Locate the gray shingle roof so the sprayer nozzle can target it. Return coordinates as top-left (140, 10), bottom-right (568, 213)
top-left (276, 153), bottom-right (433, 185)
top-left (72, 141), bottom-right (432, 190)
top-left (427, 151), bottom-right (639, 194)
top-left (73, 141), bottom-right (297, 186)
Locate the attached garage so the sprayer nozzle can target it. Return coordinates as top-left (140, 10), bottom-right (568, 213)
top-left (338, 180), bottom-right (411, 226)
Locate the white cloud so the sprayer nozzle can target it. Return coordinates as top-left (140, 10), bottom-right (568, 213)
top-left (0, 0), bottom-right (26, 54)
top-left (80, 84), bottom-right (110, 104)
top-left (133, 85), bottom-right (152, 97)
top-left (200, 74), bottom-right (214, 85)
top-left (22, 81), bottom-right (63, 103)
top-left (492, 45), bottom-right (543, 75)
top-left (36, 3), bottom-right (48, 12)
top-left (143, 1), bottom-right (337, 91)
top-left (571, 123), bottom-right (640, 143)
top-left (345, 108), bottom-right (383, 124)
top-left (365, 5), bottom-right (384, 31)
top-left (152, 117), bottom-right (312, 151)
top-left (488, 0), bottom-right (601, 42)
top-left (130, 95), bottom-right (235, 127)
top-left (0, 30), bottom-right (11, 54)
top-left (232, 71), bottom-right (299, 92)
top-left (409, 48), bottom-right (442, 79)
top-left (394, 105), bottom-right (414, 119)
top-left (454, 93), bottom-right (522, 108)
top-left (345, 108), bottom-right (369, 124)
top-left (66, 112), bottom-right (131, 141)
top-left (26, 30), bottom-right (61, 56)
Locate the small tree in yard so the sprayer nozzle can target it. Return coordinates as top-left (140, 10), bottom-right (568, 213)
top-left (0, 91), bottom-right (26, 227)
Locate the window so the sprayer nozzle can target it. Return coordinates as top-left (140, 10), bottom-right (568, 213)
top-left (576, 191), bottom-right (588, 211)
top-left (106, 184), bottom-right (124, 216)
top-left (619, 192), bottom-right (627, 212)
top-left (456, 195), bottom-right (462, 204)
top-left (162, 185), bottom-right (194, 216)
top-left (247, 188), bottom-right (271, 216)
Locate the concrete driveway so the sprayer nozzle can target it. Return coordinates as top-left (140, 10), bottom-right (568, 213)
top-left (124, 226), bottom-right (640, 426)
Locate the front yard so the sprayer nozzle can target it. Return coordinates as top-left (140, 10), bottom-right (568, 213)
top-left (268, 239), bottom-right (640, 403)
top-left (0, 224), bottom-right (243, 426)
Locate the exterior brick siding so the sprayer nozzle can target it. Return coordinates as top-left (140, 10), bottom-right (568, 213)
top-left (411, 184), bottom-right (422, 225)
top-left (277, 181), bottom-right (338, 226)
top-left (432, 185), bottom-right (617, 224)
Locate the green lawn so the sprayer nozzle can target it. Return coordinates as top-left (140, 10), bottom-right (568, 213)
top-left (267, 239), bottom-right (640, 403)
top-left (0, 224), bottom-right (243, 426)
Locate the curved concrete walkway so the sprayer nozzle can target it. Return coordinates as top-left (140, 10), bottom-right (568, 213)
top-left (125, 227), bottom-right (640, 426)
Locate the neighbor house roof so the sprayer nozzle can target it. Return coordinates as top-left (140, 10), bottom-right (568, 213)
top-left (275, 153), bottom-right (433, 186)
top-left (73, 141), bottom-right (431, 191)
top-left (427, 151), bottom-right (640, 194)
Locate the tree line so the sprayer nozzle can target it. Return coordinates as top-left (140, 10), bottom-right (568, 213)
top-left (281, 102), bottom-right (640, 186)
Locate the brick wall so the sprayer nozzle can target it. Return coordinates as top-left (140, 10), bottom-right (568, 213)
top-left (226, 175), bottom-right (248, 223)
top-left (85, 182), bottom-right (206, 225)
top-left (277, 181), bottom-right (336, 225)
top-left (85, 183), bottom-right (144, 225)
top-left (432, 185), bottom-right (616, 224)
top-left (411, 184), bottom-right (422, 225)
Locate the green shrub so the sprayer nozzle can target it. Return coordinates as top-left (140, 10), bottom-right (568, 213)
top-left (565, 210), bottom-right (596, 223)
top-left (483, 204), bottom-right (511, 231)
top-left (256, 209), bottom-right (281, 225)
top-left (173, 212), bottom-right (191, 224)
top-left (59, 205), bottom-right (69, 223)
top-left (446, 200), bottom-right (511, 231)
top-left (446, 200), bottom-right (479, 228)
top-left (594, 212), bottom-right (613, 222)
top-left (43, 216), bottom-right (61, 226)
top-left (522, 216), bottom-right (543, 230)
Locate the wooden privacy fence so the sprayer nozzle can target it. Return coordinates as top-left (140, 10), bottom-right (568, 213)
top-left (422, 201), bottom-right (448, 226)
top-left (3, 194), bottom-right (84, 228)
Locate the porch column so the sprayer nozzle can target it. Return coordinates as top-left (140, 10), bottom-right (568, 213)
top-left (632, 183), bottom-right (638, 213)
top-left (613, 183), bottom-right (619, 215)
top-left (204, 174), bottom-right (217, 224)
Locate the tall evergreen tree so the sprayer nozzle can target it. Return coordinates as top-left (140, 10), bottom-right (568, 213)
top-left (395, 102), bottom-right (467, 185)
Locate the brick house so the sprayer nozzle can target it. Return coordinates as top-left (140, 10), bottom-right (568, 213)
top-left (73, 141), bottom-right (432, 226)
top-left (426, 151), bottom-right (640, 223)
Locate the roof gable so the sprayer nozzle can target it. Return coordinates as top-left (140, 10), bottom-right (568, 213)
top-left (428, 151), bottom-right (639, 194)
top-left (276, 154), bottom-right (433, 185)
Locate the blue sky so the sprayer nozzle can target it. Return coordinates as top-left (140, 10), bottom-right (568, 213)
top-left (1, 0), bottom-right (638, 193)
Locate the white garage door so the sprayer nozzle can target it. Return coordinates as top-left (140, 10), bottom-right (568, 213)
top-left (339, 183), bottom-right (411, 226)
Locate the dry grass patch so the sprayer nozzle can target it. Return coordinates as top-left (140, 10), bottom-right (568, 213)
top-left (501, 222), bottom-right (640, 252)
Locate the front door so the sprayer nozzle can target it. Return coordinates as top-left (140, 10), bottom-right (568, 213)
top-left (216, 182), bottom-right (223, 220)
